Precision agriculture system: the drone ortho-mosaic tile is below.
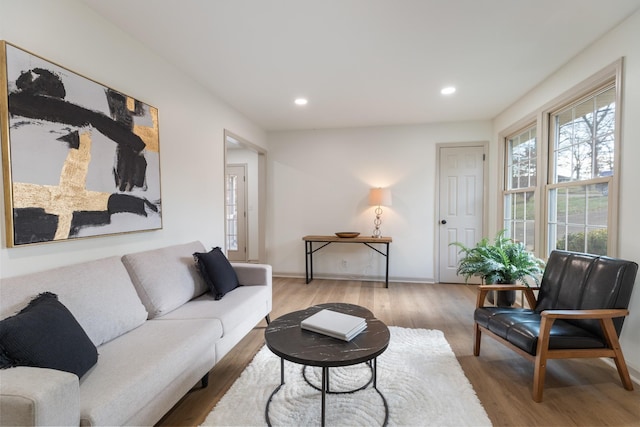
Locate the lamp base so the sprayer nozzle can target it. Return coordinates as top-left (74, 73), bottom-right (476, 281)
top-left (372, 207), bottom-right (383, 238)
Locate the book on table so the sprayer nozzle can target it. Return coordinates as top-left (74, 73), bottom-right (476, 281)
top-left (301, 309), bottom-right (367, 341)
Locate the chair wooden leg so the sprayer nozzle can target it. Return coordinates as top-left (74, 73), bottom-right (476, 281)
top-left (533, 316), bottom-right (554, 402)
top-left (532, 352), bottom-right (547, 402)
top-left (612, 351), bottom-right (634, 391)
top-left (600, 318), bottom-right (634, 391)
top-left (473, 323), bottom-right (481, 356)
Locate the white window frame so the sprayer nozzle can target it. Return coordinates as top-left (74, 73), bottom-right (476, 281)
top-left (502, 124), bottom-right (539, 251)
top-left (546, 83), bottom-right (617, 256)
top-left (498, 59), bottom-right (623, 258)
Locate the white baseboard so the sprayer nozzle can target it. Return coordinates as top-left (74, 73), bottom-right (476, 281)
top-left (601, 358), bottom-right (640, 385)
top-left (272, 272), bottom-right (435, 284)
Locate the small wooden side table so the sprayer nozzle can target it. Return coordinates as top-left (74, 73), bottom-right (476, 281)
top-left (302, 235), bottom-right (392, 287)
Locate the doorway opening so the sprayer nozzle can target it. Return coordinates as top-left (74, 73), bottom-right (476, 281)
top-left (224, 130), bottom-right (267, 263)
top-left (226, 164), bottom-right (247, 261)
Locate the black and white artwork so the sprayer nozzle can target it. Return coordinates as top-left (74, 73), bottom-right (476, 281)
top-left (1, 42), bottom-right (162, 246)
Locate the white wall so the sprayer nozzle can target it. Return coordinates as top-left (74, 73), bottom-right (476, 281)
top-left (0, 0), bottom-right (266, 278)
top-left (267, 121), bottom-right (492, 282)
top-left (492, 9), bottom-right (640, 373)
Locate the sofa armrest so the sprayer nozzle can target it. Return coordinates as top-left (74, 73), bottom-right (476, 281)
top-left (0, 367), bottom-right (80, 426)
top-left (231, 263), bottom-right (272, 287)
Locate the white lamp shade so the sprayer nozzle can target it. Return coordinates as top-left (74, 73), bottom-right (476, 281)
top-left (368, 188), bottom-right (392, 207)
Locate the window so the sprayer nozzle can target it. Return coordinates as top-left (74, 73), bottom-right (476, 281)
top-left (500, 60), bottom-right (621, 258)
top-left (225, 173), bottom-right (239, 251)
top-left (504, 125), bottom-right (537, 251)
top-left (548, 85), bottom-right (615, 255)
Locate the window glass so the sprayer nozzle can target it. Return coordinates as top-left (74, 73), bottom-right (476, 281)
top-left (225, 174), bottom-right (238, 251)
top-left (548, 183), bottom-right (609, 255)
top-left (504, 125), bottom-right (537, 251)
top-left (508, 128), bottom-right (537, 189)
top-left (553, 86), bottom-right (615, 184)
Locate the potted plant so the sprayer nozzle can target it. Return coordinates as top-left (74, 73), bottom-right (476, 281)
top-left (450, 230), bottom-right (545, 306)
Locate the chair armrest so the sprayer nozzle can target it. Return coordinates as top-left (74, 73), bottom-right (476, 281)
top-left (476, 284), bottom-right (537, 309)
top-left (536, 308), bottom-right (630, 359)
top-left (541, 308), bottom-right (629, 320)
top-left (0, 367), bottom-right (79, 426)
top-left (231, 263), bottom-right (272, 287)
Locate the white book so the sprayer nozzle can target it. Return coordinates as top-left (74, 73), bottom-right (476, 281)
top-left (302, 321), bottom-right (367, 341)
top-left (301, 309), bottom-right (367, 341)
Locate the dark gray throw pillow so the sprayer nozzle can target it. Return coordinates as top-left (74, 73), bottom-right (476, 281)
top-left (0, 292), bottom-right (98, 378)
top-left (193, 247), bottom-right (239, 300)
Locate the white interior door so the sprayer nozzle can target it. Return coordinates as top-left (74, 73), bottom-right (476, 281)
top-left (226, 164), bottom-right (247, 261)
top-left (438, 145), bottom-right (485, 283)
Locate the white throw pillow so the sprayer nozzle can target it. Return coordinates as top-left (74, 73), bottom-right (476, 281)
top-left (0, 256), bottom-right (148, 347)
top-left (121, 241), bottom-right (209, 318)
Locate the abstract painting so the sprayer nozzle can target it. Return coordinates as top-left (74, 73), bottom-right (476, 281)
top-left (0, 41), bottom-right (162, 246)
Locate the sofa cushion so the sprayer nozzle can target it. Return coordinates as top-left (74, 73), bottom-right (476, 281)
top-left (0, 257), bottom-right (147, 347)
top-left (79, 318), bottom-right (221, 426)
top-left (158, 284), bottom-right (270, 335)
top-left (193, 247), bottom-right (239, 300)
top-left (476, 306), bottom-right (607, 355)
top-left (507, 318), bottom-right (605, 355)
top-left (122, 241), bottom-right (209, 319)
top-left (474, 306), bottom-right (529, 329)
top-left (486, 310), bottom-right (539, 339)
top-left (0, 293), bottom-right (97, 378)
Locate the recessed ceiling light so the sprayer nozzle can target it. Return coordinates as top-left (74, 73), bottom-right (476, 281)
top-left (294, 98), bottom-right (308, 105)
top-left (441, 86), bottom-right (456, 95)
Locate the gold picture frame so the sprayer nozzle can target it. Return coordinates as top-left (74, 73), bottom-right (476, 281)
top-left (1, 41), bottom-right (162, 247)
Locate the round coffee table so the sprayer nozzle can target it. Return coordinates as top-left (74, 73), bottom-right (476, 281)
top-left (264, 302), bottom-right (390, 426)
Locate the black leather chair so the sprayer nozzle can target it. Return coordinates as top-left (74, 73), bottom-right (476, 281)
top-left (473, 250), bottom-right (638, 402)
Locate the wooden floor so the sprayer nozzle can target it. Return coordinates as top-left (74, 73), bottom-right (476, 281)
top-left (157, 278), bottom-right (640, 426)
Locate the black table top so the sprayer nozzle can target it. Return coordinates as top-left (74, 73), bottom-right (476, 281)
top-left (264, 302), bottom-right (390, 367)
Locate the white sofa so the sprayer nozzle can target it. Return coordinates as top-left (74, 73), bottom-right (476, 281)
top-left (0, 241), bottom-right (272, 426)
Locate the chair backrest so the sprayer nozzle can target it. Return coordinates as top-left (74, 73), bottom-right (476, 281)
top-left (535, 250), bottom-right (638, 338)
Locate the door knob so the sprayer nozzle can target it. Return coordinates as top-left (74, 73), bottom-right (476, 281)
top-left (441, 220), bottom-right (447, 224)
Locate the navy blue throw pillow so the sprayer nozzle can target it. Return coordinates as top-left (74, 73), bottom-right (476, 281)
top-left (0, 292), bottom-right (98, 378)
top-left (193, 247), bottom-right (240, 300)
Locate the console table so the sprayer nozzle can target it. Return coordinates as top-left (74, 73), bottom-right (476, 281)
top-left (302, 235), bottom-right (392, 288)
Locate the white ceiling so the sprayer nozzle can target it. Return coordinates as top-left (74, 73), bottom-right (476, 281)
top-left (81, 0), bottom-right (640, 131)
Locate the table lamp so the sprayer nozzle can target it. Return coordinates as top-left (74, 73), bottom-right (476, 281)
top-left (368, 187), bottom-right (392, 238)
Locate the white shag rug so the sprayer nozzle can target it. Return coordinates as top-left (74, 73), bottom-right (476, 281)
top-left (202, 327), bottom-right (492, 426)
